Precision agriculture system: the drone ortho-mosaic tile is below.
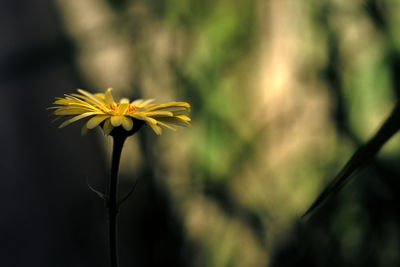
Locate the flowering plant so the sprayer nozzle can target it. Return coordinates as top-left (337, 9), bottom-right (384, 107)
top-left (50, 88), bottom-right (191, 267)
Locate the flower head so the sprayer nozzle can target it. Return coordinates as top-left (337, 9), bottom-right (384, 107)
top-left (50, 88), bottom-right (191, 136)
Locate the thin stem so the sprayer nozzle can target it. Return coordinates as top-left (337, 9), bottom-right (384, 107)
top-left (109, 135), bottom-right (127, 267)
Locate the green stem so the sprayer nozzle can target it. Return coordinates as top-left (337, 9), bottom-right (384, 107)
top-left (109, 135), bottom-right (127, 267)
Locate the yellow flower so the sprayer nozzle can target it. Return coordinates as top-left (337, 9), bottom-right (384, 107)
top-left (50, 88), bottom-right (191, 136)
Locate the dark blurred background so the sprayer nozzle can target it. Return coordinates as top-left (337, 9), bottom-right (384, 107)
top-left (2, 0), bottom-right (400, 266)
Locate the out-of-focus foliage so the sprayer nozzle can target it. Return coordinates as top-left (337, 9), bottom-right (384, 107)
top-left (54, 0), bottom-right (400, 266)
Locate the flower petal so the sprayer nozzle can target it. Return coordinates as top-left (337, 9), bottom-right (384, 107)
top-left (77, 89), bottom-right (106, 106)
top-left (153, 106), bottom-right (190, 116)
top-left (122, 116), bottom-right (133, 131)
top-left (156, 116), bottom-right (191, 127)
top-left (130, 113), bottom-right (157, 124)
top-left (105, 88), bottom-right (116, 105)
top-left (86, 115), bottom-right (109, 129)
top-left (111, 116), bottom-right (123, 127)
top-left (157, 121), bottom-right (176, 131)
top-left (54, 107), bottom-right (96, 115)
top-left (148, 123), bottom-right (162, 135)
top-left (53, 99), bottom-right (74, 105)
top-left (176, 115), bottom-right (191, 121)
top-left (103, 118), bottom-right (113, 135)
top-left (146, 102), bottom-right (190, 112)
top-left (117, 103), bottom-right (129, 114)
top-left (58, 112), bottom-right (99, 128)
top-left (119, 98), bottom-right (130, 104)
top-left (131, 99), bottom-right (144, 106)
top-left (139, 99), bottom-right (155, 106)
top-left (145, 111), bottom-right (173, 117)
top-left (131, 99), bottom-right (155, 107)
top-left (94, 93), bottom-right (105, 101)
top-left (55, 96), bottom-right (101, 111)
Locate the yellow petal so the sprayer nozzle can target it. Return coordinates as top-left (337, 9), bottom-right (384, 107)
top-left (53, 99), bottom-right (74, 105)
top-left (117, 103), bottom-right (129, 114)
top-left (103, 118), bottom-right (114, 135)
top-left (57, 95), bottom-right (100, 110)
top-left (121, 116), bottom-right (133, 131)
top-left (156, 116), bottom-right (191, 127)
top-left (105, 88), bottom-right (115, 105)
top-left (130, 113), bottom-right (157, 124)
top-left (111, 116), bottom-right (123, 127)
top-left (58, 112), bottom-right (99, 128)
top-left (54, 107), bottom-right (95, 115)
top-left (146, 106), bottom-right (190, 116)
top-left (77, 89), bottom-right (105, 106)
top-left (119, 98), bottom-right (130, 104)
top-left (145, 111), bottom-right (173, 117)
top-left (176, 115), bottom-right (191, 121)
top-left (86, 115), bottom-right (109, 129)
top-left (157, 121), bottom-right (176, 131)
top-left (146, 102), bottom-right (190, 112)
top-left (149, 123), bottom-right (162, 135)
top-left (51, 116), bottom-right (64, 123)
top-left (131, 99), bottom-right (143, 106)
top-left (139, 99), bottom-right (155, 106)
top-left (131, 99), bottom-right (155, 107)
top-left (94, 93), bottom-right (105, 101)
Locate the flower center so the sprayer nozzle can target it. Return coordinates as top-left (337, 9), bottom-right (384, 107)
top-left (105, 103), bottom-right (139, 114)
top-left (128, 105), bottom-right (139, 112)
top-left (106, 103), bottom-right (119, 110)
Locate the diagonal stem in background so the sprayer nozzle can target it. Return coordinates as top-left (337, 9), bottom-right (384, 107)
top-left (303, 102), bottom-right (400, 218)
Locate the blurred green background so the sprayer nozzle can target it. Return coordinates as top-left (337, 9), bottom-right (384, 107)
top-left (2, 0), bottom-right (400, 266)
